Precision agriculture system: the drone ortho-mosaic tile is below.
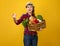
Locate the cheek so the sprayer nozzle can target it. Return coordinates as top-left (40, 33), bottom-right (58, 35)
top-left (26, 8), bottom-right (29, 11)
top-left (30, 8), bottom-right (33, 11)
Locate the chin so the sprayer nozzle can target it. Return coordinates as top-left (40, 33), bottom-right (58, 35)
top-left (29, 11), bottom-right (32, 13)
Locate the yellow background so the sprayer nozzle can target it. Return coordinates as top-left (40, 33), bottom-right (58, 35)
top-left (0, 0), bottom-right (60, 46)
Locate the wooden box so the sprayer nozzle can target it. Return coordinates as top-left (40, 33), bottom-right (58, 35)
top-left (28, 20), bottom-right (46, 31)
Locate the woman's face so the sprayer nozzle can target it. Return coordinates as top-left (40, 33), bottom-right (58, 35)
top-left (26, 5), bottom-right (33, 13)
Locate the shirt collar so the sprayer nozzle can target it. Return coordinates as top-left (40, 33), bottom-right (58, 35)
top-left (26, 13), bottom-right (31, 17)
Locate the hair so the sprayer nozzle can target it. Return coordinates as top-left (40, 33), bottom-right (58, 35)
top-left (26, 4), bottom-right (36, 18)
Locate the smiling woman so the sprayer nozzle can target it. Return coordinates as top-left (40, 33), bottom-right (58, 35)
top-left (12, 2), bottom-right (39, 46)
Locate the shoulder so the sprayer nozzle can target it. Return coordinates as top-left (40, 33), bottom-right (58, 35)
top-left (21, 13), bottom-right (28, 18)
top-left (22, 13), bottom-right (28, 16)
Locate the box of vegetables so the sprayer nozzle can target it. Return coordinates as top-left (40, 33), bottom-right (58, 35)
top-left (28, 15), bottom-right (46, 31)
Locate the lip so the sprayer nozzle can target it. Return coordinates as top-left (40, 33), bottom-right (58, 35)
top-left (29, 9), bottom-right (31, 11)
top-left (29, 10), bottom-right (31, 11)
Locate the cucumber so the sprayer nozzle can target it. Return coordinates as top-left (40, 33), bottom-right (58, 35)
top-left (22, 18), bottom-right (28, 27)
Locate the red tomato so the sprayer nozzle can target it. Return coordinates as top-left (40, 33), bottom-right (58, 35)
top-left (33, 19), bottom-right (39, 24)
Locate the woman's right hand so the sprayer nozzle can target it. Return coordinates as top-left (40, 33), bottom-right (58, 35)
top-left (12, 13), bottom-right (18, 24)
top-left (12, 13), bottom-right (16, 18)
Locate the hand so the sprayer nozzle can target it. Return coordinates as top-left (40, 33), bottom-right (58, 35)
top-left (40, 28), bottom-right (43, 30)
top-left (12, 13), bottom-right (16, 18)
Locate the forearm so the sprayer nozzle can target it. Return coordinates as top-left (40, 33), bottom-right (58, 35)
top-left (13, 18), bottom-right (19, 25)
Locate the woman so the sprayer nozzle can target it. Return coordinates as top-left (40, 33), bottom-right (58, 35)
top-left (12, 2), bottom-right (38, 46)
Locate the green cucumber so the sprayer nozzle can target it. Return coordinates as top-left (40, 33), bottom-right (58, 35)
top-left (22, 18), bottom-right (28, 27)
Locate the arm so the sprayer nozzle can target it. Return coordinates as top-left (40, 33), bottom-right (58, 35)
top-left (12, 13), bottom-right (24, 25)
top-left (13, 17), bottom-right (19, 25)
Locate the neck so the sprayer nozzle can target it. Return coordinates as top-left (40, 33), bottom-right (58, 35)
top-left (28, 12), bottom-right (32, 16)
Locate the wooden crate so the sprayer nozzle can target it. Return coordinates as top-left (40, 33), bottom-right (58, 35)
top-left (28, 20), bottom-right (46, 31)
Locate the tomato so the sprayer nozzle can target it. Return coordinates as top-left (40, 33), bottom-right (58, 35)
top-left (32, 19), bottom-right (39, 24)
top-left (29, 16), bottom-right (39, 24)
